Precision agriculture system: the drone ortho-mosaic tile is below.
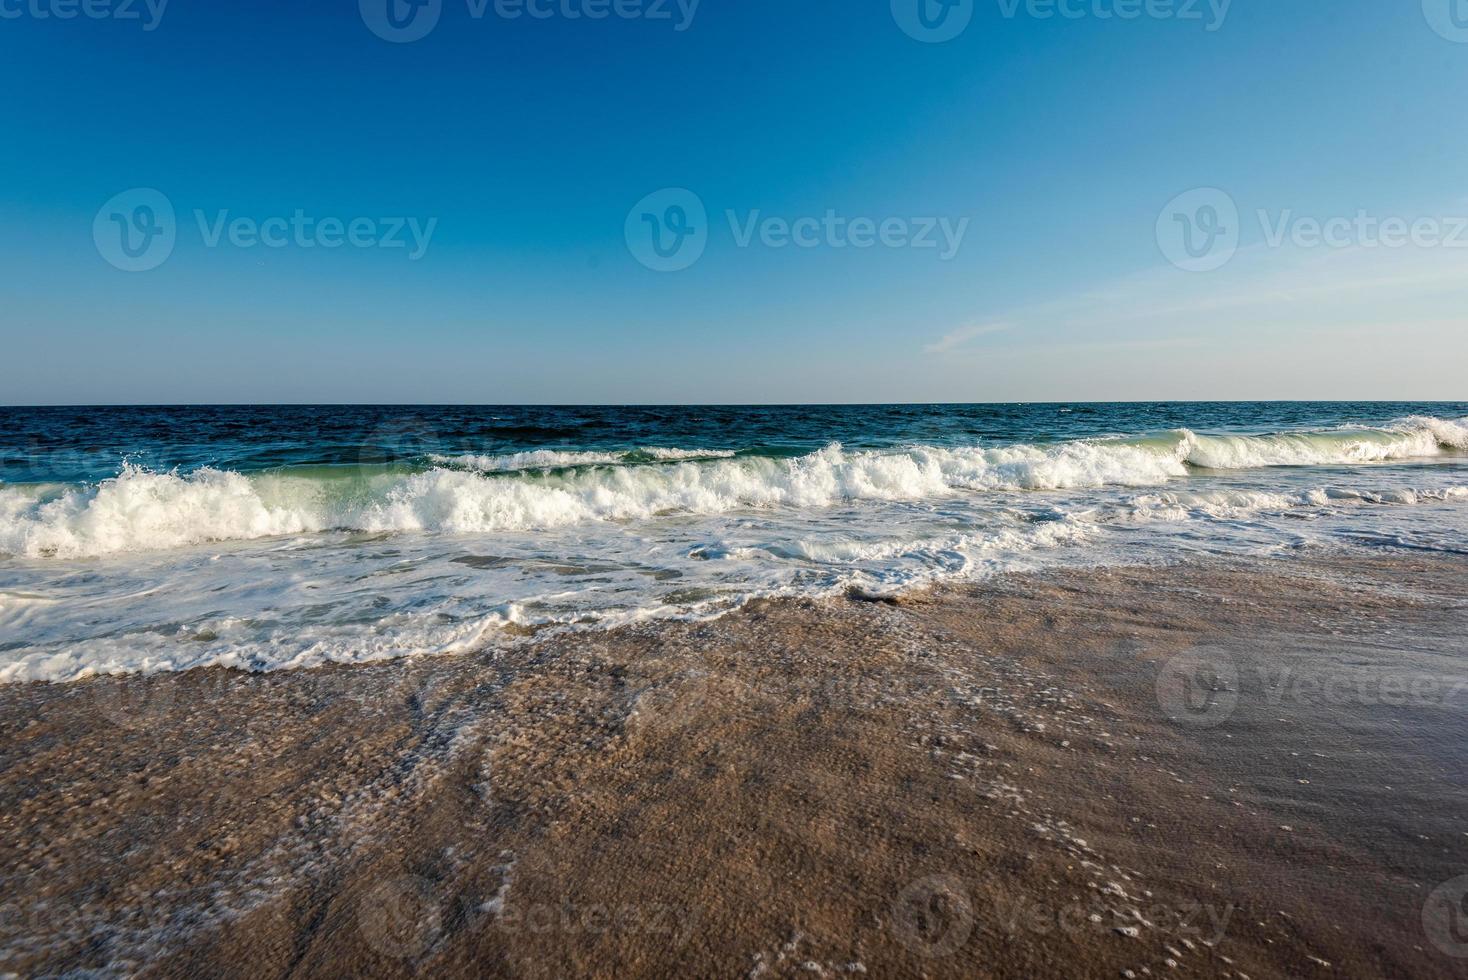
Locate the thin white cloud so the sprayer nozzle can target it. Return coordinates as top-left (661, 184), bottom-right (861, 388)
top-left (922, 321), bottom-right (1013, 354)
top-left (927, 236), bottom-right (1468, 356)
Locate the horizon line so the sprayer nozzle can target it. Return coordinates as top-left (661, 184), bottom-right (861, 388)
top-left (4, 398), bottom-right (1467, 410)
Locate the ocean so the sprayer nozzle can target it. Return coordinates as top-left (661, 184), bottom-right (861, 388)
top-left (2, 402), bottom-right (1466, 683)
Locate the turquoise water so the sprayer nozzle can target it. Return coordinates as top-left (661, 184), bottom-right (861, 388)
top-left (2, 403), bottom-right (1466, 681)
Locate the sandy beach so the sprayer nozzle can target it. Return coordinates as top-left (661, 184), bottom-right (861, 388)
top-left (2, 549), bottom-right (1466, 978)
top-left (8, 0), bottom-right (1468, 971)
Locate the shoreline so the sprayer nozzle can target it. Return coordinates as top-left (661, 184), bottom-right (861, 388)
top-left (3, 549), bottom-right (1467, 977)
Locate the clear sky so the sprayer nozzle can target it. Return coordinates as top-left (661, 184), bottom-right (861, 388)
top-left (1, 0), bottom-right (1465, 405)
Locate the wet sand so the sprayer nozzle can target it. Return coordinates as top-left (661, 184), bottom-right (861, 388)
top-left (2, 550), bottom-right (1467, 978)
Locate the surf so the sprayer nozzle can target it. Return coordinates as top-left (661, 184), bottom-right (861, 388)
top-left (1, 417), bottom-right (1464, 559)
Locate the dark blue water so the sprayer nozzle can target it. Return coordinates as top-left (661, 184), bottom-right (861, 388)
top-left (4, 402), bottom-right (1466, 485)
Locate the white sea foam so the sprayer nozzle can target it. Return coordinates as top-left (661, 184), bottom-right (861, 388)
top-left (3, 430), bottom-right (1467, 683)
top-left (0, 515), bottom-right (1096, 684)
top-left (1391, 415), bottom-right (1468, 450)
top-left (432, 447), bottom-right (736, 472)
top-left (638, 447), bottom-right (739, 461)
top-left (2, 418), bottom-right (1464, 559)
top-left (435, 449), bottom-right (625, 471)
top-left (0, 466), bottom-right (327, 559)
top-left (0, 443), bottom-right (1180, 557)
top-left (1180, 424), bottom-right (1448, 469)
top-left (1105, 485), bottom-right (1468, 524)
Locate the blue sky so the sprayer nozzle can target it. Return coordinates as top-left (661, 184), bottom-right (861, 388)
top-left (1, 0), bottom-right (1465, 404)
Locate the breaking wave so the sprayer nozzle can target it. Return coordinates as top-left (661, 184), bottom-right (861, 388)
top-left (1180, 416), bottom-right (1468, 469)
top-left (2, 417), bottom-right (1464, 559)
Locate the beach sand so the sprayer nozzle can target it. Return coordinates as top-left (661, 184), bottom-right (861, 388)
top-left (3, 550), bottom-right (1466, 978)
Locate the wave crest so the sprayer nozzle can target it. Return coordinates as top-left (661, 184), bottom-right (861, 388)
top-left (431, 447), bottom-right (736, 472)
top-left (2, 417), bottom-right (1463, 559)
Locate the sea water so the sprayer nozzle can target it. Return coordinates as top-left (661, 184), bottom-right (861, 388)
top-left (2, 403), bottom-right (1465, 682)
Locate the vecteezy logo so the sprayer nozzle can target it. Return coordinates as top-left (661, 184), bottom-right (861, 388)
top-left (1156, 647), bottom-right (1239, 728)
top-left (890, 874), bottom-right (974, 957)
top-left (625, 188), bottom-right (708, 272)
top-left (892, 0), bottom-right (973, 42)
top-left (1423, 0), bottom-right (1468, 42)
top-left (87, 672), bottom-right (178, 729)
top-left (1424, 875), bottom-right (1468, 957)
top-left (360, 0), bottom-right (442, 42)
top-left (1156, 187), bottom-right (1239, 272)
top-left (359, 875), bottom-right (443, 959)
top-left (93, 188), bottom-right (176, 272)
top-left (357, 414), bottom-right (445, 474)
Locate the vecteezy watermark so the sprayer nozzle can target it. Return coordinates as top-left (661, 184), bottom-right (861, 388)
top-left (1155, 648), bottom-right (1239, 728)
top-left (996, 0), bottom-right (1231, 31)
top-left (890, 875), bottom-right (975, 957)
top-left (359, 0), bottom-right (443, 43)
top-left (0, 434), bottom-right (47, 486)
top-left (1424, 875), bottom-right (1468, 957)
top-left (490, 0), bottom-right (699, 29)
top-left (1155, 188), bottom-right (1240, 273)
top-left (993, 892), bottom-right (1234, 946)
top-left (1256, 209), bottom-right (1468, 251)
top-left (360, 0), bottom-right (699, 42)
top-left (82, 670), bottom-right (176, 730)
top-left (93, 188), bottom-right (177, 272)
top-left (892, 0), bottom-right (974, 43)
top-left (727, 210), bottom-right (970, 259)
top-left (359, 875), bottom-right (443, 960)
top-left (1157, 188), bottom-right (1468, 271)
top-left (1422, 0), bottom-right (1468, 43)
top-left (889, 873), bottom-right (1235, 958)
top-left (194, 210), bottom-right (436, 259)
top-left (1254, 668), bottom-right (1466, 710)
top-left (1158, 649), bottom-right (1466, 728)
top-left (491, 901), bottom-right (694, 942)
top-left (358, 413), bottom-right (446, 473)
top-left (93, 189), bottom-right (438, 271)
top-left (625, 188), bottom-right (709, 272)
top-left (626, 188), bottom-right (971, 272)
top-left (893, 0), bottom-right (1231, 41)
top-left (0, 0), bottom-right (167, 30)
